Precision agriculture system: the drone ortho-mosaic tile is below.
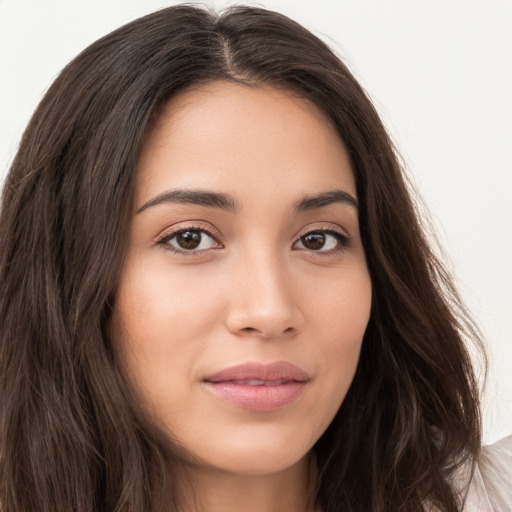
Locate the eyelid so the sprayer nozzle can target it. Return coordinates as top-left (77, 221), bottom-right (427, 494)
top-left (292, 223), bottom-right (351, 252)
top-left (155, 221), bottom-right (224, 254)
top-left (294, 222), bottom-right (350, 241)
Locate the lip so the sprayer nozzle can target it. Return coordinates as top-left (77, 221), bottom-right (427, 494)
top-left (203, 361), bottom-right (309, 412)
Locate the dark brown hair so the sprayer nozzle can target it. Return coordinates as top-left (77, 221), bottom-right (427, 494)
top-left (0, 5), bottom-right (484, 512)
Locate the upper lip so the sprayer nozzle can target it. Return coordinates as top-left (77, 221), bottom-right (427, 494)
top-left (204, 361), bottom-right (310, 383)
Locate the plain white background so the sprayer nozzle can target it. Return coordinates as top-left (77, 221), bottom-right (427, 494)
top-left (0, 0), bottom-right (510, 443)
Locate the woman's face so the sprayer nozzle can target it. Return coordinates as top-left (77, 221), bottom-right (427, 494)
top-left (112, 81), bottom-right (372, 476)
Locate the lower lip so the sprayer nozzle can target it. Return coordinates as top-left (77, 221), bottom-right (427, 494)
top-left (204, 381), bottom-right (306, 412)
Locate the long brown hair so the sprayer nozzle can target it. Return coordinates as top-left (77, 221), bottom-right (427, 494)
top-left (0, 5), bottom-right (484, 511)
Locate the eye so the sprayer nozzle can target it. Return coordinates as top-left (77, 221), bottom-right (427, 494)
top-left (158, 228), bottom-right (221, 253)
top-left (293, 229), bottom-right (348, 252)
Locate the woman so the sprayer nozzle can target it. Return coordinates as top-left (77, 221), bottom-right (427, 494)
top-left (0, 5), bottom-right (510, 512)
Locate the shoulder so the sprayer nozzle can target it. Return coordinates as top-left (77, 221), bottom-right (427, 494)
top-left (424, 437), bottom-right (512, 512)
top-left (476, 435), bottom-right (512, 512)
top-left (459, 435), bottom-right (512, 511)
top-left (443, 435), bottom-right (512, 512)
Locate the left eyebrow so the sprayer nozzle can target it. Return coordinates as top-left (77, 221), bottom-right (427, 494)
top-left (293, 190), bottom-right (359, 212)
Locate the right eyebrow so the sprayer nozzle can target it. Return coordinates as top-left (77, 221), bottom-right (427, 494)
top-left (136, 189), bottom-right (238, 214)
top-left (293, 189), bottom-right (359, 213)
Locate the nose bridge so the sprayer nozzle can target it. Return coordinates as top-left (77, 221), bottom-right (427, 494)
top-left (226, 242), bottom-right (301, 338)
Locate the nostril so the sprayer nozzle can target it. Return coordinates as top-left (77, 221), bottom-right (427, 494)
top-left (237, 325), bottom-right (297, 338)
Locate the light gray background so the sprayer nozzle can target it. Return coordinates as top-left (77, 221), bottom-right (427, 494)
top-left (0, 0), bottom-right (510, 443)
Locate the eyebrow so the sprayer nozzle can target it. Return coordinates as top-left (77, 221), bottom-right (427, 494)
top-left (137, 188), bottom-right (358, 214)
top-left (293, 190), bottom-right (359, 212)
top-left (137, 189), bottom-right (238, 214)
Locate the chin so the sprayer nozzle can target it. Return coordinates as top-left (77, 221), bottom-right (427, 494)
top-left (175, 429), bottom-right (314, 477)
top-left (204, 449), bottom-right (309, 477)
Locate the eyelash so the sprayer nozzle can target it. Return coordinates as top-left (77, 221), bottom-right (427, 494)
top-left (156, 224), bottom-right (350, 257)
top-left (294, 228), bottom-right (350, 256)
top-left (156, 224), bottom-right (223, 257)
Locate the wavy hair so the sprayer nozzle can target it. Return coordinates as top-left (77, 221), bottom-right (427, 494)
top-left (0, 5), bottom-right (484, 512)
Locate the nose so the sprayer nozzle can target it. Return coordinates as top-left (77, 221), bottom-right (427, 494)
top-left (225, 249), bottom-right (304, 340)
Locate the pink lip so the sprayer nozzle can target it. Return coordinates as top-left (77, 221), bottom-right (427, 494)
top-left (203, 362), bottom-right (309, 412)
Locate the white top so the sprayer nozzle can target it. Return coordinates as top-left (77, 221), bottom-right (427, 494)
top-left (455, 435), bottom-right (512, 511)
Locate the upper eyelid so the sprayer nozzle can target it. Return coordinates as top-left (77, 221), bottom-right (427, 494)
top-left (294, 222), bottom-right (350, 240)
top-left (155, 222), bottom-right (222, 244)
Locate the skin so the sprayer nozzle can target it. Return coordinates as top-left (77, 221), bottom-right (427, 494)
top-left (111, 81), bottom-right (372, 512)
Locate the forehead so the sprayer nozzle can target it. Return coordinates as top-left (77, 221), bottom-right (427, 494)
top-left (135, 81), bottom-right (356, 204)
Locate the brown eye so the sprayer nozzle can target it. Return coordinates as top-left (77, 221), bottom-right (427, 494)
top-left (301, 232), bottom-right (326, 250)
top-left (175, 230), bottom-right (202, 249)
top-left (162, 228), bottom-right (219, 252)
top-left (294, 230), bottom-right (348, 252)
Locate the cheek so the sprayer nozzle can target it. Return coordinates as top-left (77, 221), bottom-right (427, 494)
top-left (306, 259), bottom-right (372, 348)
top-left (110, 258), bottom-right (224, 405)
top-left (114, 257), bottom-right (223, 343)
top-left (306, 266), bottom-right (371, 412)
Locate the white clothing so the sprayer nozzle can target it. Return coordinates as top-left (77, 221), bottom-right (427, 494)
top-left (459, 435), bottom-right (512, 511)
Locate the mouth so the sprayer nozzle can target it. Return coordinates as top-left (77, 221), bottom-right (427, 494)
top-left (203, 361), bottom-right (309, 412)
top-left (225, 379), bottom-right (292, 386)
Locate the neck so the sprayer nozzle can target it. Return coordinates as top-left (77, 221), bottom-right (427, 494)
top-left (167, 455), bottom-right (318, 512)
